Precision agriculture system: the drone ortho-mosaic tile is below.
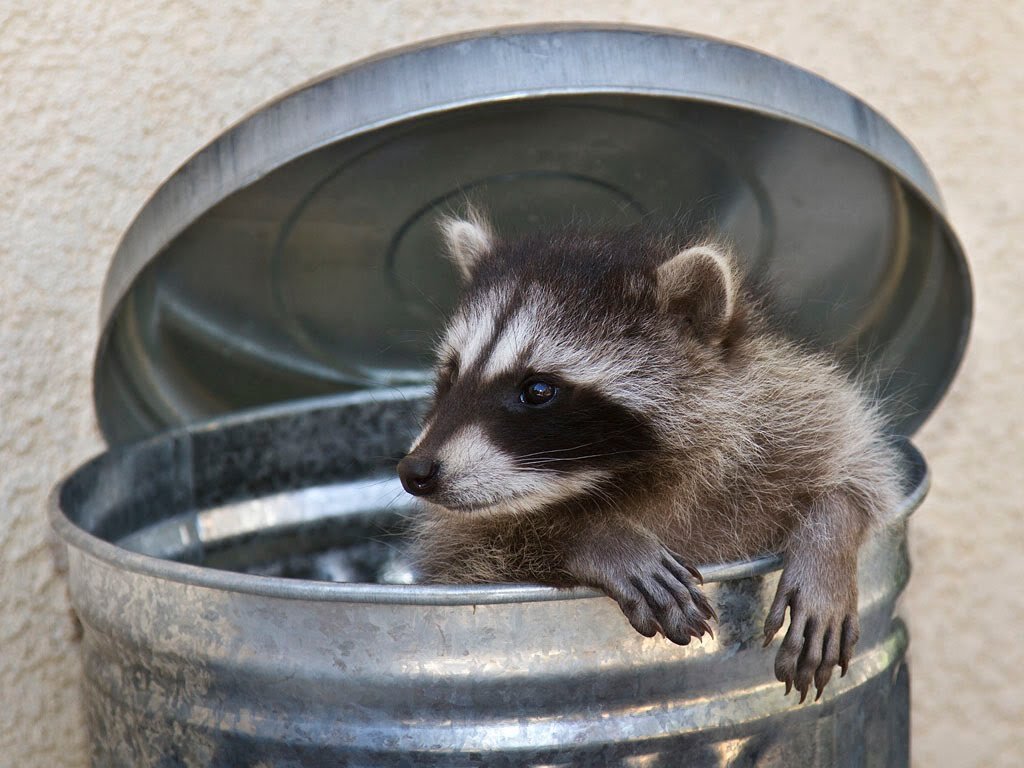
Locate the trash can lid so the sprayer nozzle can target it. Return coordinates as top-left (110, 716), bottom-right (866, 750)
top-left (94, 24), bottom-right (971, 445)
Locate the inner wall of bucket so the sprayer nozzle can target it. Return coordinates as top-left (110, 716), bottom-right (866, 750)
top-left (59, 389), bottom-right (928, 590)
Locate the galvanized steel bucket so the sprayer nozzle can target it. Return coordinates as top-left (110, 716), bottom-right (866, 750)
top-left (54, 389), bottom-right (927, 766)
top-left (53, 25), bottom-right (969, 767)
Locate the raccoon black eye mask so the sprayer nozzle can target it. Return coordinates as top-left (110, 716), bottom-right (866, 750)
top-left (399, 211), bottom-right (903, 703)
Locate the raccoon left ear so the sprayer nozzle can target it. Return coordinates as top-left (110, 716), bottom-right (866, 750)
top-left (656, 244), bottom-right (738, 341)
top-left (439, 208), bottom-right (495, 282)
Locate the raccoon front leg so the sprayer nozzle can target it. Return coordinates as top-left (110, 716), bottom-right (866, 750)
top-left (564, 518), bottom-right (717, 646)
top-left (763, 492), bottom-right (868, 702)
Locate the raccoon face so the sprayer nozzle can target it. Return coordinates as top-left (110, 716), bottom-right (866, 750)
top-left (397, 212), bottom-right (739, 516)
top-left (398, 300), bottom-right (659, 515)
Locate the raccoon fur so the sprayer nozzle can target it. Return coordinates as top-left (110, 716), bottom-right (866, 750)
top-left (397, 211), bottom-right (904, 702)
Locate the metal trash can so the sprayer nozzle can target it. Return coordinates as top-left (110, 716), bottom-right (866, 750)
top-left (52, 25), bottom-right (970, 767)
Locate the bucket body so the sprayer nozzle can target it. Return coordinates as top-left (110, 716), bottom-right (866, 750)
top-left (54, 390), bottom-right (926, 767)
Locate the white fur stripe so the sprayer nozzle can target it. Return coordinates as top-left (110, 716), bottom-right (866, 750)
top-left (443, 293), bottom-right (649, 412)
top-left (481, 304), bottom-right (538, 379)
top-left (434, 424), bottom-right (611, 517)
top-left (437, 423), bottom-right (510, 475)
top-left (525, 337), bottom-right (649, 412)
top-left (440, 286), bottom-right (511, 372)
top-left (408, 417), bottom-right (433, 451)
top-left (459, 313), bottom-right (496, 372)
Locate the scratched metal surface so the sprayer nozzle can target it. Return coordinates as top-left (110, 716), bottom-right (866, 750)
top-left (53, 389), bottom-right (927, 767)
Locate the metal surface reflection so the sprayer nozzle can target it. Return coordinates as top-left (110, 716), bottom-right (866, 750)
top-left (93, 26), bottom-right (969, 444)
top-left (55, 389), bottom-right (925, 766)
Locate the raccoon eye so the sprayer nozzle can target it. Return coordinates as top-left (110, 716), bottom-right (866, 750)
top-left (521, 380), bottom-right (558, 407)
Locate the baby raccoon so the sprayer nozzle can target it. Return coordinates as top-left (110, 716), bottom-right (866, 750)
top-left (398, 211), bottom-right (903, 702)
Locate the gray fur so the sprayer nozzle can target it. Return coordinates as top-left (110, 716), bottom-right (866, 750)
top-left (400, 215), bottom-right (904, 702)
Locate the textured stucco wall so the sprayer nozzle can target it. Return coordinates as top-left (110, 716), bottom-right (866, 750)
top-left (1, 2), bottom-right (1020, 766)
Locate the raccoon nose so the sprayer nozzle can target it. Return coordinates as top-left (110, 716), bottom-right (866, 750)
top-left (398, 456), bottom-right (440, 496)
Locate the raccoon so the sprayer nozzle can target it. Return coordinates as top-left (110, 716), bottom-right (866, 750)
top-left (397, 211), bottom-right (904, 702)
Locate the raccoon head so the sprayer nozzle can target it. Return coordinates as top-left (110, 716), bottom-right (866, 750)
top-left (397, 213), bottom-right (742, 516)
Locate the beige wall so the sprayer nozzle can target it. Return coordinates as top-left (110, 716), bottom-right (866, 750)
top-left (1, 1), bottom-right (1020, 765)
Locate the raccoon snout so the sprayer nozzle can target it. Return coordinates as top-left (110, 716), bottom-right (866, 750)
top-left (398, 455), bottom-right (440, 496)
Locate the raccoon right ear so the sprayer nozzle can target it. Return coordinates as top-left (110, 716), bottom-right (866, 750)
top-left (439, 208), bottom-right (495, 282)
top-left (656, 244), bottom-right (738, 341)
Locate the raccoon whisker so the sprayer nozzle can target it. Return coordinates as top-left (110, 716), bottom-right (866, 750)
top-left (514, 426), bottom-right (653, 460)
top-left (377, 490), bottom-right (415, 515)
top-left (366, 532), bottom-right (407, 554)
top-left (514, 440), bottom-right (619, 459)
top-left (519, 452), bottom-right (658, 466)
top-left (566, 484), bottom-right (619, 513)
top-left (520, 448), bottom-right (655, 466)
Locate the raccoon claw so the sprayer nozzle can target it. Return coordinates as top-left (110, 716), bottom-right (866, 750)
top-left (765, 578), bottom-right (859, 702)
top-left (668, 551), bottom-right (705, 585)
top-left (565, 527), bottom-right (715, 646)
top-left (603, 552), bottom-right (715, 647)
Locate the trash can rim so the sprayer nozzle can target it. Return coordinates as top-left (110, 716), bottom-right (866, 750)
top-left (51, 388), bottom-right (930, 606)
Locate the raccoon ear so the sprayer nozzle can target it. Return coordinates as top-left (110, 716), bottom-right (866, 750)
top-left (656, 244), bottom-right (737, 341)
top-left (439, 208), bottom-right (495, 282)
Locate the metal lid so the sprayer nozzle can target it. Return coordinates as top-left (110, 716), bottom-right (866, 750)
top-left (95, 24), bottom-right (971, 445)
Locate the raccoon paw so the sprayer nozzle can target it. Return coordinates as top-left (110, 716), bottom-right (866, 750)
top-left (763, 575), bottom-right (859, 703)
top-left (604, 550), bottom-right (718, 646)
